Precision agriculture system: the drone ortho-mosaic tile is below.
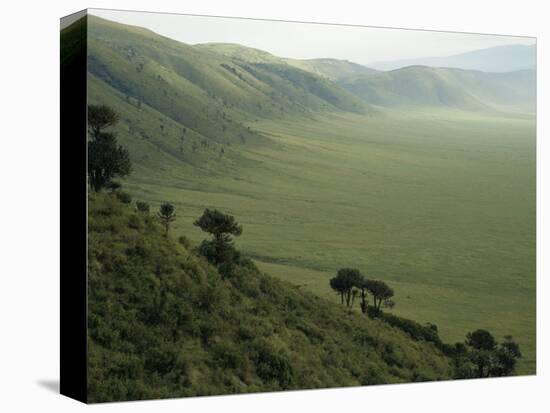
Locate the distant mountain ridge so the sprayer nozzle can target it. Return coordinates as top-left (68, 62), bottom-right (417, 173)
top-left (338, 65), bottom-right (535, 113)
top-left (84, 13), bottom-right (535, 173)
top-left (369, 44), bottom-right (536, 73)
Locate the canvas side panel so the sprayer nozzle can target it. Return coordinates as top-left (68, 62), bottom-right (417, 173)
top-left (60, 10), bottom-right (88, 404)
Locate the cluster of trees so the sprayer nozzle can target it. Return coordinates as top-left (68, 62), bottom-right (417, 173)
top-left (451, 329), bottom-right (522, 379)
top-left (328, 269), bottom-right (522, 378)
top-left (329, 268), bottom-right (394, 317)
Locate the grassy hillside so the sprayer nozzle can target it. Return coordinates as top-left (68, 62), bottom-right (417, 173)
top-left (88, 192), bottom-right (453, 402)
top-left (112, 109), bottom-right (535, 375)
top-left (339, 66), bottom-right (535, 113)
top-left (84, 15), bottom-right (536, 377)
top-left (196, 43), bottom-right (378, 80)
top-left (88, 16), bottom-right (370, 129)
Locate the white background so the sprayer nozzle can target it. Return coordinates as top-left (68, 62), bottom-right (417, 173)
top-left (0, 0), bottom-right (547, 411)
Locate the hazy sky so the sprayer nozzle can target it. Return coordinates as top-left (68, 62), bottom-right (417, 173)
top-left (89, 8), bottom-right (535, 66)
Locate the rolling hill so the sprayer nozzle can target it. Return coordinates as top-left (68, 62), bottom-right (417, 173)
top-left (338, 65), bottom-right (535, 112)
top-left (87, 16), bottom-right (371, 131)
top-left (87, 191), bottom-right (453, 402)
top-left (196, 43), bottom-right (378, 80)
top-left (284, 57), bottom-right (378, 80)
top-left (72, 14), bottom-right (536, 377)
top-left (370, 44), bottom-right (536, 72)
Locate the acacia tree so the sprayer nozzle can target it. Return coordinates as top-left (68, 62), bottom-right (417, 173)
top-left (364, 279), bottom-right (395, 316)
top-left (157, 202), bottom-right (176, 236)
top-left (329, 268), bottom-right (363, 308)
top-left (194, 208), bottom-right (242, 265)
top-left (492, 336), bottom-right (522, 376)
top-left (87, 105), bottom-right (131, 191)
top-left (467, 333), bottom-right (521, 378)
top-left (329, 275), bottom-right (347, 305)
top-left (357, 279), bottom-right (370, 314)
top-left (466, 329), bottom-right (496, 351)
top-left (465, 329), bottom-right (500, 378)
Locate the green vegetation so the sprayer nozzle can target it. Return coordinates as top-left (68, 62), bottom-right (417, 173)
top-left (194, 208), bottom-right (243, 273)
top-left (196, 43), bottom-right (379, 81)
top-left (79, 14), bottom-right (535, 386)
top-left (462, 330), bottom-right (522, 378)
top-left (157, 202), bottom-right (176, 236)
top-left (88, 191), bottom-right (454, 402)
top-left (88, 104), bottom-right (131, 191)
top-left (326, 268), bottom-right (522, 379)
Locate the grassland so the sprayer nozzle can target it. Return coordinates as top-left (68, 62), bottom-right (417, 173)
top-left (85, 15), bottom-right (536, 375)
top-left (112, 107), bottom-right (535, 373)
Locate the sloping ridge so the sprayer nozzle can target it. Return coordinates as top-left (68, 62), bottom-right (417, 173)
top-left (87, 192), bottom-right (452, 402)
top-left (196, 43), bottom-right (379, 81)
top-left (339, 65), bottom-right (535, 113)
top-left (87, 16), bottom-right (372, 125)
top-left (370, 44), bottom-right (536, 73)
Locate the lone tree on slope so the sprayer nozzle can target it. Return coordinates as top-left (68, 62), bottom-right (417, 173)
top-left (194, 208), bottom-right (242, 265)
top-left (157, 202), bottom-right (176, 236)
top-left (87, 105), bottom-right (131, 191)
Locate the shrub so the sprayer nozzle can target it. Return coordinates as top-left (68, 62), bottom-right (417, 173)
top-left (380, 313), bottom-right (443, 348)
top-left (136, 201), bottom-right (150, 213)
top-left (116, 191), bottom-right (132, 204)
top-left (127, 214), bottom-right (141, 230)
top-left (253, 341), bottom-right (294, 389)
top-left (178, 235), bottom-right (191, 249)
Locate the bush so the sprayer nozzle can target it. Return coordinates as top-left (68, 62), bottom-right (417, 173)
top-left (178, 235), bottom-right (191, 249)
top-left (253, 341), bottom-right (294, 389)
top-left (218, 261), bottom-right (235, 280)
top-left (212, 341), bottom-right (244, 370)
top-left (136, 201), bottom-right (150, 213)
top-left (128, 214), bottom-right (141, 229)
top-left (380, 313), bottom-right (443, 348)
top-left (197, 239), bottom-right (238, 266)
top-left (116, 191), bottom-right (132, 204)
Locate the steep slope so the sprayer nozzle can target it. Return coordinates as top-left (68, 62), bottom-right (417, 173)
top-left (370, 44), bottom-right (536, 72)
top-left (339, 65), bottom-right (535, 113)
top-left (87, 17), bottom-right (371, 128)
top-left (86, 16), bottom-right (373, 177)
top-left (88, 192), bottom-right (453, 402)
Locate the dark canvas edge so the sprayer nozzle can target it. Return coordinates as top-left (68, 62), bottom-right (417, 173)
top-left (60, 9), bottom-right (88, 404)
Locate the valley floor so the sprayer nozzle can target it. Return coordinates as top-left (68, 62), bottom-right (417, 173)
top-left (124, 109), bottom-right (536, 374)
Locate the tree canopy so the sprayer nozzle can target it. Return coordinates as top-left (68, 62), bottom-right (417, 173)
top-left (194, 208), bottom-right (242, 242)
top-left (363, 279), bottom-right (394, 315)
top-left (88, 104), bottom-right (120, 138)
top-left (88, 132), bottom-right (131, 192)
top-left (157, 202), bottom-right (176, 235)
top-left (329, 268), bottom-right (363, 307)
top-left (466, 329), bottom-right (497, 351)
top-left (87, 105), bottom-right (131, 192)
